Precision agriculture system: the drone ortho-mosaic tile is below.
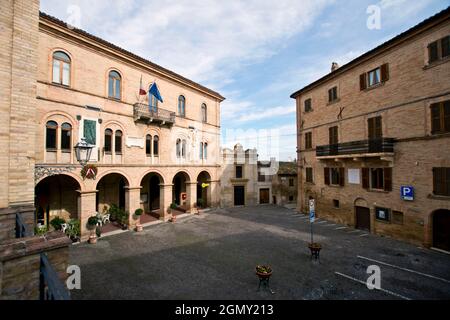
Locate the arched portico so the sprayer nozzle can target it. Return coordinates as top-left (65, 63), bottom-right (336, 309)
top-left (140, 172), bottom-right (165, 223)
top-left (197, 171), bottom-right (212, 208)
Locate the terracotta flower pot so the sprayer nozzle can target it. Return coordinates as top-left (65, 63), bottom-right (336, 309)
top-left (88, 235), bottom-right (97, 244)
top-left (136, 224), bottom-right (143, 232)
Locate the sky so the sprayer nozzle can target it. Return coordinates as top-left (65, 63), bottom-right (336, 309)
top-left (40, 0), bottom-right (450, 161)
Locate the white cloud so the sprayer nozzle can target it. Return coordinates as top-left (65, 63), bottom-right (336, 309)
top-left (40, 0), bottom-right (333, 88)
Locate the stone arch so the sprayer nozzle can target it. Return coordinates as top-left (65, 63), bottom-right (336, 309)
top-left (354, 197), bottom-right (368, 207)
top-left (172, 171), bottom-right (191, 207)
top-left (35, 174), bottom-right (82, 227)
top-left (95, 172), bottom-right (130, 214)
top-left (140, 171), bottom-right (166, 220)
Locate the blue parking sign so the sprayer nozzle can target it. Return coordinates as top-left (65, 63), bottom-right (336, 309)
top-left (401, 186), bottom-right (414, 201)
top-left (309, 199), bottom-right (315, 223)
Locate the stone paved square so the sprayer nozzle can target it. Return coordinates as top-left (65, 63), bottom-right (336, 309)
top-left (70, 206), bottom-right (450, 300)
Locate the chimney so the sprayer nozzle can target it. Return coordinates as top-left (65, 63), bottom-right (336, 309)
top-left (331, 62), bottom-right (339, 72)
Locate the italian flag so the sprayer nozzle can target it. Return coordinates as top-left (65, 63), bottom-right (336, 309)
top-left (139, 75), bottom-right (147, 95)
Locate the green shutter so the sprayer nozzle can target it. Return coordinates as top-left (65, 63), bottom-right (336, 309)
top-left (84, 120), bottom-right (96, 145)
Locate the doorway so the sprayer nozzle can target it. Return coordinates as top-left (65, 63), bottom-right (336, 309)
top-left (355, 206), bottom-right (371, 231)
top-left (234, 186), bottom-right (245, 206)
top-left (259, 189), bottom-right (270, 204)
top-left (433, 209), bottom-right (450, 252)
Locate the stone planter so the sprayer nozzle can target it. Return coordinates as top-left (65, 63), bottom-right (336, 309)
top-left (88, 235), bottom-right (97, 244)
top-left (136, 224), bottom-right (143, 232)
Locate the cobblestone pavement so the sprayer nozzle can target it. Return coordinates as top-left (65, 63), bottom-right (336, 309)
top-left (69, 205), bottom-right (450, 300)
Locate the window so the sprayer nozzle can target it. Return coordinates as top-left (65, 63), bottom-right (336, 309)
top-left (182, 140), bottom-right (187, 158)
top-left (428, 36), bottom-right (450, 64)
top-left (306, 167), bottom-right (313, 183)
top-left (305, 132), bottom-right (312, 149)
top-left (236, 166), bottom-right (243, 179)
top-left (392, 211), bottom-right (404, 225)
top-left (304, 98), bottom-right (312, 112)
top-left (204, 142), bottom-right (207, 160)
top-left (375, 207), bottom-right (390, 222)
top-left (115, 130), bottom-right (122, 154)
top-left (52, 51), bottom-right (70, 86)
top-left (176, 139), bottom-right (181, 158)
top-left (360, 64), bottom-right (389, 90)
top-left (329, 126), bottom-right (338, 145)
top-left (431, 100), bottom-right (450, 134)
top-left (202, 103), bottom-right (207, 122)
top-left (149, 92), bottom-right (158, 111)
top-left (178, 95), bottom-right (186, 117)
top-left (324, 167), bottom-right (344, 186)
top-left (258, 172), bottom-right (265, 182)
top-left (289, 196), bottom-right (294, 202)
top-left (104, 129), bottom-right (112, 153)
top-left (61, 123), bottom-right (72, 151)
top-left (200, 142), bottom-right (204, 159)
top-left (362, 167), bottom-right (392, 192)
top-left (328, 86), bottom-right (338, 103)
top-left (153, 136), bottom-right (159, 156)
top-left (433, 167), bottom-right (450, 196)
top-left (146, 135), bottom-right (152, 156)
top-left (368, 116), bottom-right (383, 139)
top-left (333, 199), bottom-right (340, 208)
top-left (368, 68), bottom-right (381, 87)
top-left (108, 71), bottom-right (121, 100)
top-left (289, 178), bottom-right (294, 187)
top-left (46, 121), bottom-right (57, 150)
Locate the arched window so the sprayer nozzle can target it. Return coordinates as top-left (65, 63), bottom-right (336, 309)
top-left (204, 142), bottom-right (208, 160)
top-left (104, 129), bottom-right (113, 153)
top-left (61, 123), bottom-right (72, 151)
top-left (153, 135), bottom-right (159, 156)
top-left (108, 70), bottom-right (121, 100)
top-left (182, 139), bottom-right (187, 158)
top-left (52, 51), bottom-right (71, 86)
top-left (178, 95), bottom-right (186, 117)
top-left (115, 130), bottom-right (123, 154)
top-left (176, 139), bottom-right (181, 158)
top-left (146, 135), bottom-right (152, 156)
top-left (200, 142), bottom-right (204, 159)
top-left (202, 103), bottom-right (207, 123)
top-left (46, 121), bottom-right (58, 150)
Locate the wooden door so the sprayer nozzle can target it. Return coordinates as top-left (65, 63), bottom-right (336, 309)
top-left (355, 206), bottom-right (371, 231)
top-left (259, 189), bottom-right (270, 204)
top-left (234, 186), bottom-right (245, 206)
top-left (433, 210), bottom-right (450, 252)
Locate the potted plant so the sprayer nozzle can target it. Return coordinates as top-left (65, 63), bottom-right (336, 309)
top-left (34, 225), bottom-right (48, 236)
top-left (256, 265), bottom-right (273, 280)
top-left (134, 208), bottom-right (144, 232)
top-left (197, 198), bottom-right (204, 209)
top-left (87, 216), bottom-right (99, 244)
top-left (308, 242), bottom-right (322, 261)
top-left (66, 219), bottom-right (81, 243)
top-left (120, 210), bottom-right (130, 230)
top-left (50, 216), bottom-right (66, 231)
top-left (169, 203), bottom-right (178, 222)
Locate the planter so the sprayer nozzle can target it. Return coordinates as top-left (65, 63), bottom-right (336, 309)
top-left (88, 235), bottom-right (97, 244)
top-left (255, 265), bottom-right (274, 294)
top-left (136, 224), bottom-right (143, 232)
top-left (170, 215), bottom-right (177, 223)
top-left (308, 243), bottom-right (322, 261)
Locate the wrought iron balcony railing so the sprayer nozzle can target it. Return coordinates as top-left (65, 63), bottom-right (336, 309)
top-left (316, 138), bottom-right (395, 157)
top-left (40, 253), bottom-right (71, 300)
top-left (16, 213), bottom-right (32, 238)
top-left (133, 103), bottom-right (175, 126)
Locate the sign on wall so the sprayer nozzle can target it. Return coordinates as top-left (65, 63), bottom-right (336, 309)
top-left (126, 137), bottom-right (145, 148)
top-left (400, 186), bottom-right (414, 201)
top-left (348, 169), bottom-right (360, 184)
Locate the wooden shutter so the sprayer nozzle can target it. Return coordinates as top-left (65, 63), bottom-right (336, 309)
top-left (431, 103), bottom-right (441, 134)
top-left (328, 89), bottom-right (332, 102)
top-left (384, 168), bottom-right (392, 192)
top-left (442, 36), bottom-right (450, 58)
top-left (444, 101), bottom-right (450, 133)
top-left (324, 168), bottom-right (330, 185)
top-left (375, 116), bottom-right (382, 138)
top-left (433, 168), bottom-right (442, 195)
top-left (380, 63), bottom-right (389, 82)
top-left (362, 168), bottom-right (370, 189)
top-left (428, 41), bottom-right (439, 63)
top-left (339, 168), bottom-right (345, 186)
top-left (360, 73), bottom-right (367, 91)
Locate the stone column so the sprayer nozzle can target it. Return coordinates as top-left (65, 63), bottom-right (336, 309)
top-left (125, 186), bottom-right (142, 229)
top-left (78, 190), bottom-right (97, 240)
top-left (209, 180), bottom-right (219, 208)
top-left (186, 182), bottom-right (198, 214)
top-left (160, 184), bottom-right (173, 221)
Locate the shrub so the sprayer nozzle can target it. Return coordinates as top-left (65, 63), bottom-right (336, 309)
top-left (34, 225), bottom-right (48, 236)
top-left (134, 208), bottom-right (143, 216)
top-left (50, 216), bottom-right (66, 231)
top-left (87, 216), bottom-right (98, 228)
top-left (170, 203), bottom-right (178, 210)
top-left (66, 219), bottom-right (81, 241)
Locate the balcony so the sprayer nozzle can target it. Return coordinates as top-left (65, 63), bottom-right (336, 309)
top-left (316, 138), bottom-right (395, 160)
top-left (133, 103), bottom-right (175, 126)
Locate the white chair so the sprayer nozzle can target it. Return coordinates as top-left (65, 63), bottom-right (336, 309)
top-left (61, 223), bottom-right (68, 233)
top-left (102, 214), bottom-right (110, 224)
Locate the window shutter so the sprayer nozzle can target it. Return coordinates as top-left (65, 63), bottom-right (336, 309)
top-left (362, 168), bottom-right (370, 189)
top-left (442, 36), bottom-right (450, 58)
top-left (433, 168), bottom-right (443, 195)
top-left (375, 116), bottom-right (383, 138)
top-left (380, 63), bottom-right (389, 82)
top-left (444, 101), bottom-right (450, 133)
top-left (324, 168), bottom-right (330, 185)
top-left (328, 89), bottom-right (332, 102)
top-left (428, 41), bottom-right (439, 63)
top-left (360, 73), bottom-right (367, 91)
top-left (339, 168), bottom-right (345, 186)
top-left (384, 168), bottom-right (392, 192)
top-left (431, 103), bottom-right (441, 134)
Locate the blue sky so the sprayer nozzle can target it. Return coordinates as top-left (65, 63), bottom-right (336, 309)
top-left (41, 0), bottom-right (450, 161)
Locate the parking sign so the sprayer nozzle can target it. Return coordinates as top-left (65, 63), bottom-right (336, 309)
top-left (309, 199), bottom-right (315, 223)
top-left (400, 186), bottom-right (414, 201)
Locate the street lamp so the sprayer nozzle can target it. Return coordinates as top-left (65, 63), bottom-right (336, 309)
top-left (74, 138), bottom-right (94, 166)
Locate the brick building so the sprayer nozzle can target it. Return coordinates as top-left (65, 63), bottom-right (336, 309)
top-left (291, 8), bottom-right (450, 251)
top-left (272, 161), bottom-right (298, 207)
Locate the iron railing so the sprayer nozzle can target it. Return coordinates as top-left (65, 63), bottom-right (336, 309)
top-left (15, 213), bottom-right (32, 238)
top-left (133, 103), bottom-right (176, 125)
top-left (316, 138), bottom-right (395, 157)
top-left (39, 253), bottom-right (71, 300)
